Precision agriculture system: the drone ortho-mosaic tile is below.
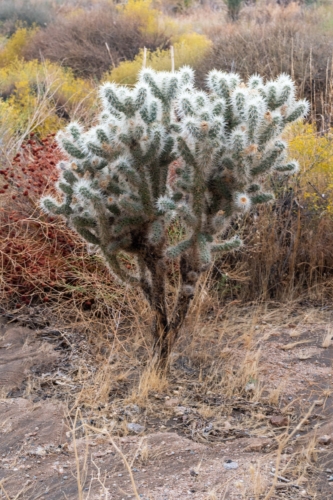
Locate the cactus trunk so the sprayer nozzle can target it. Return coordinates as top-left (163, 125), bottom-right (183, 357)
top-left (151, 254), bottom-right (199, 370)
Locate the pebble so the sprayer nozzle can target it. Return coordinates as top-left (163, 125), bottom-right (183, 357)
top-left (127, 423), bottom-right (145, 434)
top-left (269, 415), bottom-right (289, 427)
top-left (165, 397), bottom-right (180, 407)
top-left (224, 460), bottom-right (238, 470)
top-left (285, 447), bottom-right (294, 454)
top-left (317, 435), bottom-right (332, 445)
top-left (245, 382), bottom-right (256, 392)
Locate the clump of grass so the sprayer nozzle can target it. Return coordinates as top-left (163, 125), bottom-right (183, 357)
top-left (213, 178), bottom-right (333, 303)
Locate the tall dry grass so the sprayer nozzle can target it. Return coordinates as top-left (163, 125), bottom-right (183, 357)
top-left (214, 184), bottom-right (333, 303)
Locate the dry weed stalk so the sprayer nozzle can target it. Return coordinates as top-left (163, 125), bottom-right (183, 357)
top-left (82, 423), bottom-right (141, 500)
top-left (263, 403), bottom-right (316, 500)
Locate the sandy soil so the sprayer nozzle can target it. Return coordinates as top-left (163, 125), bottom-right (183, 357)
top-left (1, 305), bottom-right (333, 500)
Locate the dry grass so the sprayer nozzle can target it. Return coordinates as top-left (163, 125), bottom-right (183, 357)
top-left (21, 294), bottom-right (330, 499)
top-left (213, 181), bottom-right (333, 303)
top-left (2, 279), bottom-right (333, 498)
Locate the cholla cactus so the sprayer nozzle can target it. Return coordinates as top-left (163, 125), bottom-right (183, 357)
top-left (41, 68), bottom-right (308, 368)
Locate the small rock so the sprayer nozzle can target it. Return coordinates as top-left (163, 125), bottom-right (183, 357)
top-left (202, 423), bottom-right (213, 434)
top-left (244, 438), bottom-right (273, 452)
top-left (285, 447), bottom-right (294, 454)
top-left (30, 446), bottom-right (46, 457)
top-left (224, 421), bottom-right (232, 431)
top-left (317, 435), bottom-right (332, 445)
top-left (190, 469), bottom-right (198, 476)
top-left (127, 423), bottom-right (145, 434)
top-left (174, 406), bottom-right (188, 416)
top-left (93, 449), bottom-right (113, 458)
top-left (269, 415), bottom-right (289, 427)
top-left (224, 460), bottom-right (238, 470)
top-left (125, 404), bottom-right (140, 415)
top-left (165, 398), bottom-right (180, 408)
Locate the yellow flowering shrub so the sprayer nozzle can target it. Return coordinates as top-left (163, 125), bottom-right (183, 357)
top-left (287, 123), bottom-right (333, 214)
top-left (106, 33), bottom-right (212, 85)
top-left (0, 28), bottom-right (36, 68)
top-left (120, 0), bottom-right (188, 39)
top-left (121, 0), bottom-right (159, 34)
top-left (0, 58), bottom-right (96, 139)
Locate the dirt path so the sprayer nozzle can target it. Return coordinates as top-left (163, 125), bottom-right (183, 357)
top-left (1, 306), bottom-right (333, 499)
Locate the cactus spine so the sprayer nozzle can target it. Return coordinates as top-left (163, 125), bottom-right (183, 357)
top-left (41, 68), bottom-right (308, 368)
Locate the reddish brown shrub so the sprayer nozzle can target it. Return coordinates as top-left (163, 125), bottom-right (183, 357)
top-left (0, 133), bottom-right (61, 200)
top-left (0, 134), bottom-right (116, 308)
